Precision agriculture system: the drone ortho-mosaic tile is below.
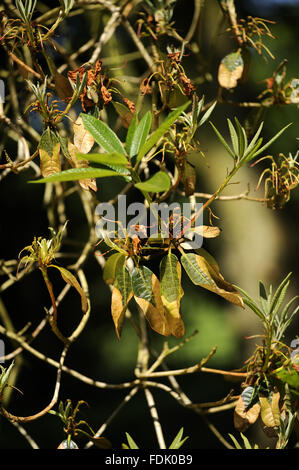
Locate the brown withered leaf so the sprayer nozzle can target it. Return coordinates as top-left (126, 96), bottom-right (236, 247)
top-left (67, 142), bottom-right (97, 192)
top-left (180, 73), bottom-right (196, 97)
top-left (122, 97), bottom-right (136, 114)
top-left (218, 51), bottom-right (244, 89)
top-left (140, 76), bottom-right (152, 95)
top-left (101, 85), bottom-right (112, 105)
top-left (73, 115), bottom-right (95, 153)
top-left (259, 391), bottom-right (280, 437)
top-left (234, 395), bottom-right (261, 432)
top-left (68, 60), bottom-right (102, 111)
top-left (54, 72), bottom-right (73, 101)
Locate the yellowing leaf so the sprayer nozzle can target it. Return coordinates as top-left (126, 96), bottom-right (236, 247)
top-left (234, 395), bottom-right (260, 432)
top-left (49, 265), bottom-right (88, 313)
top-left (181, 252), bottom-right (244, 307)
top-left (132, 266), bottom-right (171, 337)
top-left (111, 265), bottom-right (133, 339)
top-left (73, 115), bottom-right (95, 154)
top-left (259, 391), bottom-right (280, 433)
top-left (218, 51), bottom-right (244, 89)
top-left (67, 142), bottom-right (97, 192)
top-left (160, 253), bottom-right (185, 338)
top-left (103, 253), bottom-right (126, 285)
top-left (39, 129), bottom-right (61, 178)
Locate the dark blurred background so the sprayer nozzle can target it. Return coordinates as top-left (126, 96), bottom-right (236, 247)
top-left (0, 0), bottom-right (298, 449)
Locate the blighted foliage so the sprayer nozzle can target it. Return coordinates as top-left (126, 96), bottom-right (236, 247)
top-left (0, 0), bottom-right (298, 450)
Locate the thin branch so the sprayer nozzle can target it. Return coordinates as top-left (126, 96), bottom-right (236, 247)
top-left (144, 388), bottom-right (166, 449)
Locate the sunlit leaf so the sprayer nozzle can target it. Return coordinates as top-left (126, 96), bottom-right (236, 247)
top-left (76, 152), bottom-right (129, 166)
top-left (169, 428), bottom-right (189, 449)
top-left (134, 171), bottom-right (171, 193)
top-left (73, 115), bottom-right (95, 154)
top-left (81, 114), bottom-right (125, 155)
top-left (129, 111), bottom-right (152, 158)
top-left (181, 252), bottom-right (244, 307)
top-left (126, 112), bottom-right (139, 156)
top-left (137, 102), bottom-right (190, 162)
top-left (30, 167), bottom-right (123, 183)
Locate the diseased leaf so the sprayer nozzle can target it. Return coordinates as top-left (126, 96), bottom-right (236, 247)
top-left (134, 171), bottom-right (171, 193)
top-left (234, 395), bottom-right (260, 432)
top-left (129, 111), bottom-right (152, 158)
top-left (103, 253), bottom-right (126, 285)
top-left (81, 114), bottom-right (125, 155)
top-left (160, 253), bottom-right (185, 338)
top-left (111, 265), bottom-right (133, 339)
top-left (132, 266), bottom-right (171, 337)
top-left (30, 167), bottom-right (123, 184)
top-left (137, 102), bottom-right (190, 162)
top-left (73, 115), bottom-right (95, 153)
top-left (67, 142), bottom-right (97, 192)
top-left (218, 51), bottom-right (244, 89)
top-left (39, 128), bottom-right (61, 178)
top-left (49, 265), bottom-right (88, 313)
top-left (181, 252), bottom-right (244, 307)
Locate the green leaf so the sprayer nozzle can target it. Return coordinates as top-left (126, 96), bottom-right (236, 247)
top-left (169, 428), bottom-right (189, 449)
top-left (234, 117), bottom-right (247, 158)
top-left (134, 171), bottom-right (171, 193)
top-left (181, 252), bottom-right (244, 307)
top-left (111, 265), bottom-right (133, 339)
top-left (129, 111), bottom-right (152, 158)
top-left (227, 118), bottom-right (239, 157)
top-left (76, 152), bottom-right (128, 166)
top-left (103, 253), bottom-right (126, 285)
top-left (228, 434), bottom-right (242, 449)
top-left (124, 433), bottom-right (139, 449)
top-left (198, 101), bottom-right (217, 127)
top-left (209, 121), bottom-right (235, 159)
top-left (137, 102), bottom-right (190, 162)
top-left (242, 121), bottom-right (264, 160)
top-left (81, 114), bottom-right (125, 155)
top-left (49, 265), bottom-right (88, 312)
top-left (30, 167), bottom-right (123, 183)
top-left (126, 112), bottom-right (139, 155)
top-left (250, 123), bottom-right (292, 161)
top-left (160, 253), bottom-right (185, 338)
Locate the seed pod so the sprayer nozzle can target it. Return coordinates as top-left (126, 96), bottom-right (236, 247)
top-left (57, 439), bottom-right (79, 449)
top-left (182, 161), bottom-right (196, 196)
